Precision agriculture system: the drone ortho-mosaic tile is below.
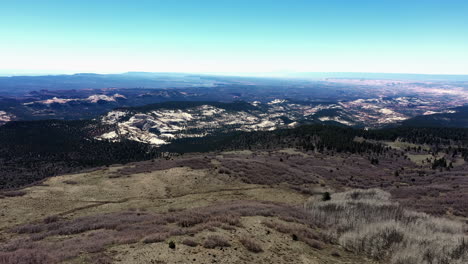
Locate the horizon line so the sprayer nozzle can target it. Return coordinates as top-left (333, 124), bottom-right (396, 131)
top-left (1, 70), bottom-right (468, 78)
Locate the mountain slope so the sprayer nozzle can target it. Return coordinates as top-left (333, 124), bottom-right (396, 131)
top-left (0, 120), bottom-right (160, 189)
top-left (96, 101), bottom-right (313, 145)
top-left (402, 105), bottom-right (468, 127)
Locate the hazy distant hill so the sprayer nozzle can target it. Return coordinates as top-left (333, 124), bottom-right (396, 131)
top-left (402, 105), bottom-right (468, 128)
top-left (277, 72), bottom-right (468, 81)
top-left (0, 72), bottom-right (225, 94)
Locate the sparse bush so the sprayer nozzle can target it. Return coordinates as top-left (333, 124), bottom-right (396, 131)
top-left (305, 188), bottom-right (468, 264)
top-left (177, 213), bottom-right (205, 227)
top-left (116, 233), bottom-right (140, 244)
top-left (262, 219), bottom-right (321, 248)
top-left (240, 237), bottom-right (263, 253)
top-left (181, 238), bottom-right (198, 247)
top-left (2, 191), bottom-right (27, 197)
top-left (339, 221), bottom-right (404, 259)
top-left (169, 228), bottom-right (186, 236)
top-left (203, 235), bottom-right (231, 248)
top-left (220, 224), bottom-right (237, 231)
top-left (321, 192), bottom-right (331, 201)
top-left (290, 185), bottom-right (320, 195)
top-left (43, 215), bottom-right (59, 224)
top-left (303, 238), bottom-right (324, 250)
top-left (168, 241), bottom-right (176, 249)
top-left (0, 249), bottom-right (57, 264)
top-left (142, 233), bottom-right (168, 244)
top-left (218, 168), bottom-right (231, 174)
top-left (3, 200), bottom-right (314, 262)
top-left (167, 207), bottom-right (182, 213)
top-left (63, 180), bottom-right (78, 185)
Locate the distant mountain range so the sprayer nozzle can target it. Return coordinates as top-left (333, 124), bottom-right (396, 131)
top-left (272, 72), bottom-right (468, 81)
top-left (0, 72), bottom-right (467, 129)
top-left (402, 105), bottom-right (468, 127)
top-left (2, 72), bottom-right (468, 96)
top-left (0, 72), bottom-right (226, 94)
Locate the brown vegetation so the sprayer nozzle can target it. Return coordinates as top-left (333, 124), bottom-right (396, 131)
top-left (62, 180), bottom-right (78, 185)
top-left (181, 238), bottom-right (198, 247)
top-left (203, 235), bottom-right (231, 249)
top-left (80, 147), bottom-right (468, 219)
top-left (0, 200), bottom-right (312, 263)
top-left (262, 220), bottom-right (322, 249)
top-left (239, 237), bottom-right (263, 253)
top-left (1, 190), bottom-right (27, 197)
top-left (2, 147), bottom-right (468, 263)
top-left (305, 189), bottom-right (468, 264)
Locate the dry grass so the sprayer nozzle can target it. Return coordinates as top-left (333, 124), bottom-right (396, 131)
top-left (181, 238), bottom-right (198, 247)
top-left (1, 190), bottom-right (27, 197)
top-left (62, 180), bottom-right (78, 185)
top-left (239, 237), bottom-right (263, 253)
top-left (305, 188), bottom-right (468, 263)
top-left (142, 233), bottom-right (169, 244)
top-left (262, 220), bottom-right (322, 249)
top-left (2, 148), bottom-right (467, 263)
top-left (0, 200), bottom-right (312, 263)
top-left (0, 249), bottom-right (57, 264)
top-left (203, 235), bottom-right (231, 249)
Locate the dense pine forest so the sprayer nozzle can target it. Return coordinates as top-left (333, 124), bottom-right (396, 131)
top-left (0, 120), bottom-right (160, 189)
top-left (1, 119), bottom-right (468, 189)
top-left (162, 125), bottom-right (468, 158)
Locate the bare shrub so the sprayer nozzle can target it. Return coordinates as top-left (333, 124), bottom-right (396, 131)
top-left (2, 191), bottom-right (27, 197)
top-left (177, 213), bottom-right (206, 227)
top-left (3, 200), bottom-right (313, 262)
top-left (63, 180), bottom-right (78, 185)
top-left (203, 235), bottom-right (231, 248)
top-left (339, 221), bottom-right (404, 259)
top-left (301, 238), bottom-right (324, 250)
top-left (240, 237), bottom-right (263, 253)
top-left (142, 233), bottom-right (168, 244)
top-left (115, 157), bottom-right (213, 176)
top-left (290, 185), bottom-right (320, 195)
top-left (305, 188), bottom-right (468, 263)
top-left (181, 238), bottom-right (198, 247)
top-left (169, 228), bottom-right (187, 236)
top-left (43, 215), bottom-right (59, 224)
top-left (167, 207), bottom-right (182, 213)
top-left (262, 219), bottom-right (322, 250)
top-left (218, 168), bottom-right (231, 174)
top-left (220, 224), bottom-right (237, 231)
top-left (0, 249), bottom-right (57, 264)
top-left (116, 233), bottom-right (140, 244)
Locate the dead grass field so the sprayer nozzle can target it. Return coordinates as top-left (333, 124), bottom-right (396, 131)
top-left (0, 150), bottom-right (381, 263)
top-left (1, 147), bottom-right (467, 263)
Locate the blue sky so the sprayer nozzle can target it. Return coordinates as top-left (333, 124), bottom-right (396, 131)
top-left (1, 0), bottom-right (467, 75)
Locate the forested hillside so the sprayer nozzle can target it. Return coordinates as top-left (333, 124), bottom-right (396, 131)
top-left (2, 118), bottom-right (468, 189)
top-left (0, 120), bottom-right (160, 189)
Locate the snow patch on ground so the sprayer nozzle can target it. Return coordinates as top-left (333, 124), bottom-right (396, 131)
top-left (24, 94), bottom-right (126, 106)
top-left (0, 111), bottom-right (14, 123)
top-left (318, 116), bottom-right (354, 126)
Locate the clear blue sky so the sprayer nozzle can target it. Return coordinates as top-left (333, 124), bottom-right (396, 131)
top-left (1, 0), bottom-right (467, 75)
